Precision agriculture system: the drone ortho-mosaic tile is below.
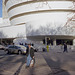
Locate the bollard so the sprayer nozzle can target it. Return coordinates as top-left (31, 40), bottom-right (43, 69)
top-left (47, 45), bottom-right (49, 52)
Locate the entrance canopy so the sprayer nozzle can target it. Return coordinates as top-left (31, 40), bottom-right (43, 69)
top-left (27, 35), bottom-right (75, 41)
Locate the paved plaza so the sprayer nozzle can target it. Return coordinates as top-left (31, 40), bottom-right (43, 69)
top-left (0, 49), bottom-right (75, 75)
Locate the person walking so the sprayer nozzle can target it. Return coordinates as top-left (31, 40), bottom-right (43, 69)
top-left (63, 43), bottom-right (68, 53)
top-left (26, 44), bottom-right (35, 68)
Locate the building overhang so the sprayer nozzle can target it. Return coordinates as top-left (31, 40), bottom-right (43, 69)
top-left (27, 35), bottom-right (75, 41)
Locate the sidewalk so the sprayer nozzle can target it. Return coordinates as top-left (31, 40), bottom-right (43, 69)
top-left (19, 52), bottom-right (52, 75)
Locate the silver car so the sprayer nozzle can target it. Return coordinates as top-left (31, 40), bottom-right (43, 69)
top-left (0, 45), bottom-right (6, 50)
top-left (5, 45), bottom-right (27, 54)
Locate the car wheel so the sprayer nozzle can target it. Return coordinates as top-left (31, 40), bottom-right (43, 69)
top-left (18, 50), bottom-right (22, 54)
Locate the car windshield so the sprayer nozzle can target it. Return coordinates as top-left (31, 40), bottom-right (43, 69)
top-left (9, 46), bottom-right (14, 48)
top-left (8, 45), bottom-right (21, 49)
top-left (16, 45), bottom-right (26, 50)
top-left (14, 46), bottom-right (21, 49)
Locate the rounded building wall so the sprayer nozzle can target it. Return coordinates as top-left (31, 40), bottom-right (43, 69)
top-left (5, 0), bottom-right (75, 36)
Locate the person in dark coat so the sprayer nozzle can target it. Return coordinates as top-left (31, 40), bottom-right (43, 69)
top-left (63, 43), bottom-right (68, 53)
top-left (26, 44), bottom-right (34, 58)
top-left (26, 44), bottom-right (35, 68)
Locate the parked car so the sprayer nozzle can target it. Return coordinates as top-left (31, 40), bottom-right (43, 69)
top-left (0, 45), bottom-right (6, 50)
top-left (5, 45), bottom-right (27, 54)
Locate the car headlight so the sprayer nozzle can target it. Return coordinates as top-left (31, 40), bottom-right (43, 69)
top-left (23, 51), bottom-right (26, 53)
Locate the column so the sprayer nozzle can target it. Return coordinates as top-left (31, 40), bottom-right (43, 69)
top-left (53, 39), bottom-right (56, 46)
top-left (73, 39), bottom-right (75, 46)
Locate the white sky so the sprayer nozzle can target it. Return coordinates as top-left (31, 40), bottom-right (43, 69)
top-left (0, 1), bottom-right (74, 38)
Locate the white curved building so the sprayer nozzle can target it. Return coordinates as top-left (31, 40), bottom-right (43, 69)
top-left (4, 0), bottom-right (75, 45)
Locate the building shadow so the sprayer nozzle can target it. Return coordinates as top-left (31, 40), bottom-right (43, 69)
top-left (13, 55), bottom-right (26, 75)
top-left (42, 52), bottom-right (70, 75)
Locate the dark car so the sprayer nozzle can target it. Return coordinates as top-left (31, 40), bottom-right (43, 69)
top-left (5, 45), bottom-right (27, 54)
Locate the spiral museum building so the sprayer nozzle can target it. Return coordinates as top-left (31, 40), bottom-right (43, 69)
top-left (4, 0), bottom-right (75, 45)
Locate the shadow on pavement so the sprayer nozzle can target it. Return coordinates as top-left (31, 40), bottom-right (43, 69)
top-left (13, 55), bottom-right (26, 75)
top-left (42, 52), bottom-right (70, 75)
top-left (0, 52), bottom-right (26, 75)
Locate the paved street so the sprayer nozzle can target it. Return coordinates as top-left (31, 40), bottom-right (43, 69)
top-left (0, 49), bottom-right (75, 75)
top-left (42, 50), bottom-right (75, 75)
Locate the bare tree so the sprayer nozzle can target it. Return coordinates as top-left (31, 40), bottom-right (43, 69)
top-left (63, 2), bottom-right (75, 34)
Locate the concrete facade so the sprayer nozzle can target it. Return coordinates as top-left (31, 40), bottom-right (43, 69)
top-left (53, 39), bottom-right (56, 46)
top-left (73, 39), bottom-right (75, 46)
top-left (3, 0), bottom-right (75, 45)
top-left (4, 0), bottom-right (75, 34)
